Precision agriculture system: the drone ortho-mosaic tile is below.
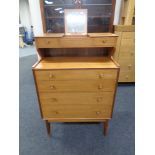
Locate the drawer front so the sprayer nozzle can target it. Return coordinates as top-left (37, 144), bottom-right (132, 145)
top-left (37, 80), bottom-right (116, 92)
top-left (35, 69), bottom-right (117, 81)
top-left (35, 37), bottom-right (117, 48)
top-left (118, 58), bottom-right (135, 72)
top-left (42, 104), bottom-right (112, 119)
top-left (122, 32), bottom-right (135, 39)
top-left (39, 92), bottom-right (114, 105)
top-left (120, 39), bottom-right (135, 56)
top-left (119, 71), bottom-right (135, 82)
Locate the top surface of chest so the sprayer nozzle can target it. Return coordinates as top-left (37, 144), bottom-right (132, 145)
top-left (33, 57), bottom-right (119, 70)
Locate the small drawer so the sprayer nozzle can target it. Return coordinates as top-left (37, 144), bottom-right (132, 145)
top-left (92, 37), bottom-right (117, 47)
top-left (118, 58), bottom-right (135, 72)
top-left (39, 92), bottom-right (114, 105)
top-left (122, 32), bottom-right (135, 39)
top-left (35, 37), bottom-right (117, 48)
top-left (34, 69), bottom-right (117, 81)
top-left (37, 79), bottom-right (116, 92)
top-left (41, 104), bottom-right (112, 119)
top-left (120, 38), bottom-right (135, 54)
top-left (119, 71), bottom-right (135, 82)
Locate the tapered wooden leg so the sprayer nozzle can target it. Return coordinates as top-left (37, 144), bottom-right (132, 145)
top-left (103, 120), bottom-right (109, 136)
top-left (45, 120), bottom-right (51, 136)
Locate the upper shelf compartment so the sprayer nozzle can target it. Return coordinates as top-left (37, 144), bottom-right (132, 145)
top-left (41, 0), bottom-right (115, 33)
top-left (35, 33), bottom-right (118, 48)
top-left (43, 0), bottom-right (112, 5)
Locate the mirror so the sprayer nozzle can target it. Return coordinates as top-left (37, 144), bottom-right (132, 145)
top-left (64, 9), bottom-right (87, 35)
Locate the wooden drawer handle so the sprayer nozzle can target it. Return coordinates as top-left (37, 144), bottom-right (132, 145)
top-left (50, 85), bottom-right (56, 89)
top-left (96, 111), bottom-right (101, 115)
top-left (49, 73), bottom-right (55, 79)
top-left (125, 75), bottom-right (129, 79)
top-left (128, 64), bottom-right (132, 69)
top-left (102, 40), bottom-right (106, 43)
top-left (97, 97), bottom-right (103, 102)
top-left (131, 52), bottom-right (134, 56)
top-left (98, 73), bottom-right (104, 79)
top-left (46, 41), bottom-right (51, 44)
top-left (52, 111), bottom-right (59, 114)
top-left (51, 98), bottom-right (57, 102)
top-left (98, 84), bottom-right (103, 89)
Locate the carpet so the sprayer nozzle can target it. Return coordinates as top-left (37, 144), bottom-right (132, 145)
top-left (19, 55), bottom-right (135, 155)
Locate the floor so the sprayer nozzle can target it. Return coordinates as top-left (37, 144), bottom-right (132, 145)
top-left (19, 49), bottom-right (135, 155)
top-left (19, 45), bottom-right (36, 57)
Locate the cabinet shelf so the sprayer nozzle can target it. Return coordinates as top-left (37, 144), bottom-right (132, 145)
top-left (46, 16), bottom-right (111, 19)
top-left (44, 4), bottom-right (112, 7)
top-left (41, 0), bottom-right (116, 33)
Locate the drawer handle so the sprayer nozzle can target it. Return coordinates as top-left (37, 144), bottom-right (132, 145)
top-left (49, 74), bottom-right (55, 79)
top-left (128, 64), bottom-right (132, 69)
top-left (102, 40), bottom-right (106, 43)
top-left (96, 111), bottom-right (101, 115)
top-left (98, 73), bottom-right (104, 79)
top-left (47, 41), bottom-right (51, 44)
top-left (50, 85), bottom-right (56, 89)
top-left (131, 52), bottom-right (134, 56)
top-left (97, 97), bottom-right (103, 102)
top-left (98, 84), bottom-right (103, 90)
top-left (125, 75), bottom-right (129, 79)
top-left (51, 98), bottom-right (57, 102)
top-left (52, 111), bottom-right (59, 114)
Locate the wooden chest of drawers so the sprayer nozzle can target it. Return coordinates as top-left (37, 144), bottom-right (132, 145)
top-left (32, 34), bottom-right (119, 137)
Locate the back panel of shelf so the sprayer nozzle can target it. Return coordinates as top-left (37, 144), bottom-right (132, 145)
top-left (41, 0), bottom-right (115, 33)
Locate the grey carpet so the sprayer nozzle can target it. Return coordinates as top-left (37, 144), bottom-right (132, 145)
top-left (19, 55), bottom-right (135, 155)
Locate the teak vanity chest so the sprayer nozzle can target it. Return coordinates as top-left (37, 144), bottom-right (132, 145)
top-left (32, 33), bottom-right (120, 136)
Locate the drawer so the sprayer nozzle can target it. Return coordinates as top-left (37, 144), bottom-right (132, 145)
top-left (39, 92), bottom-right (114, 105)
top-left (118, 58), bottom-right (135, 72)
top-left (119, 50), bottom-right (135, 58)
top-left (120, 39), bottom-right (135, 55)
top-left (37, 80), bottom-right (116, 92)
top-left (122, 32), bottom-right (135, 39)
top-left (35, 37), bottom-right (117, 48)
top-left (35, 69), bottom-right (117, 81)
top-left (119, 71), bottom-right (135, 82)
top-left (42, 104), bottom-right (112, 119)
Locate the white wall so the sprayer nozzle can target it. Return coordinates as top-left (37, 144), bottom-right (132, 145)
top-left (19, 0), bottom-right (32, 29)
top-left (28, 0), bottom-right (43, 35)
top-left (114, 0), bottom-right (122, 25)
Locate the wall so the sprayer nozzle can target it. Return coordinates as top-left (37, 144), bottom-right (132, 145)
top-left (28, 0), bottom-right (43, 35)
top-left (19, 0), bottom-right (32, 29)
top-left (114, 0), bottom-right (122, 25)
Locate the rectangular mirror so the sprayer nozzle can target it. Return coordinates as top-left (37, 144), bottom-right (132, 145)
top-left (64, 9), bottom-right (87, 35)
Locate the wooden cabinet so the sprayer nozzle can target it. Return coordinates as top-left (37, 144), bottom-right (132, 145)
top-left (114, 25), bottom-right (135, 82)
top-left (32, 34), bottom-right (120, 136)
top-left (40, 0), bottom-right (116, 33)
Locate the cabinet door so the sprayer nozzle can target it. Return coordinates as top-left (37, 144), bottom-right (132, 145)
top-left (41, 0), bottom-right (115, 33)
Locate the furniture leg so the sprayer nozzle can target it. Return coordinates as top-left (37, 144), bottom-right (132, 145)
top-left (45, 120), bottom-right (51, 136)
top-left (103, 120), bottom-right (109, 136)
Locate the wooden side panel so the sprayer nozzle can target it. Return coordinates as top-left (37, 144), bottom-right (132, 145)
top-left (124, 0), bottom-right (135, 25)
top-left (114, 31), bottom-right (122, 60)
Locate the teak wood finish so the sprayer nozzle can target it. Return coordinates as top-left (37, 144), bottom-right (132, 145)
top-left (32, 33), bottom-right (120, 137)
